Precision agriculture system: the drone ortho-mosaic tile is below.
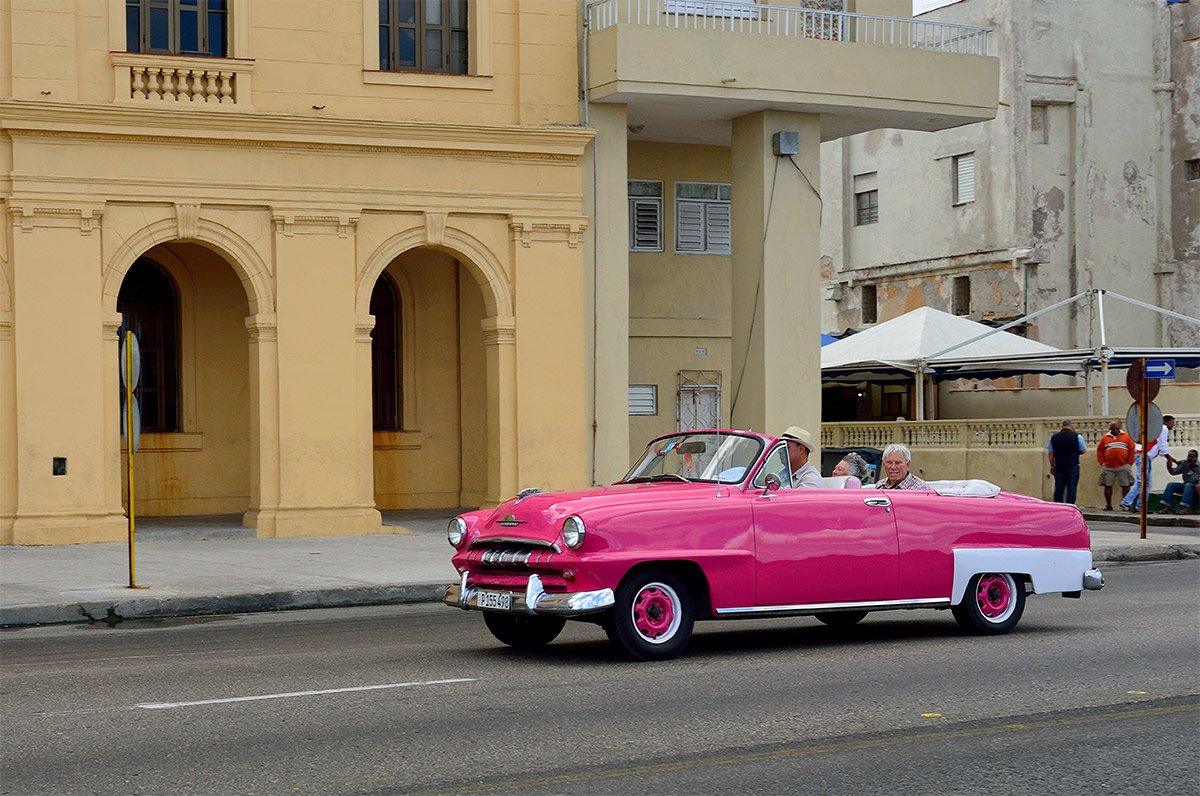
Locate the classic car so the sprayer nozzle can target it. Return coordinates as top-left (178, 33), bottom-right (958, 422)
top-left (444, 430), bottom-right (1104, 661)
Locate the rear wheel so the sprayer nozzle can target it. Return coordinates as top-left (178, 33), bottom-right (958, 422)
top-left (608, 570), bottom-right (694, 661)
top-left (816, 610), bottom-right (868, 628)
top-left (952, 572), bottom-right (1025, 635)
top-left (482, 612), bottom-right (566, 649)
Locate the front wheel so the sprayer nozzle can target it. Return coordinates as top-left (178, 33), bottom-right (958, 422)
top-left (952, 572), bottom-right (1026, 635)
top-left (483, 612), bottom-right (566, 649)
top-left (607, 570), bottom-right (695, 661)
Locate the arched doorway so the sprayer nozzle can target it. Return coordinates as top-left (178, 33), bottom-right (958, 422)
top-left (370, 248), bottom-right (488, 509)
top-left (116, 242), bottom-right (251, 516)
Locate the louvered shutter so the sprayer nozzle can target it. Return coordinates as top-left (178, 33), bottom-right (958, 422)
top-left (628, 198), bottom-right (662, 251)
top-left (676, 200), bottom-right (705, 252)
top-left (955, 154), bottom-right (976, 204)
top-left (705, 202), bottom-right (731, 254)
top-left (628, 385), bottom-right (657, 416)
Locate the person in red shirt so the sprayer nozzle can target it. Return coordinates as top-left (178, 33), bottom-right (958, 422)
top-left (1096, 421), bottom-right (1135, 511)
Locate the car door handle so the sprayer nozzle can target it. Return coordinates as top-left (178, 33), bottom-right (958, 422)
top-left (863, 497), bottom-right (891, 508)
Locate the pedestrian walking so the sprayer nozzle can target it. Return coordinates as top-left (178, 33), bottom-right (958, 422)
top-left (1047, 419), bottom-right (1085, 504)
top-left (1121, 415), bottom-right (1175, 512)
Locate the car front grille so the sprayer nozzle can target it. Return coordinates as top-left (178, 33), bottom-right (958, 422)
top-left (464, 542), bottom-right (558, 573)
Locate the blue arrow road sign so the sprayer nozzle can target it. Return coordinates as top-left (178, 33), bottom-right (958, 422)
top-left (1144, 359), bottom-right (1175, 380)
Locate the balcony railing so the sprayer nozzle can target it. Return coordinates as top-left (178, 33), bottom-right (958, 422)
top-left (586, 0), bottom-right (992, 57)
top-left (822, 416), bottom-right (1199, 451)
top-left (112, 53), bottom-right (254, 107)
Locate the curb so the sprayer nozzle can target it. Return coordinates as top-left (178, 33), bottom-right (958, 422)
top-left (0, 583), bottom-right (447, 629)
top-left (4, 547), bottom-right (1200, 629)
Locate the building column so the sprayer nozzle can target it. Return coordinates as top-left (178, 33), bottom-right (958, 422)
top-left (730, 111), bottom-right (822, 438)
top-left (254, 214), bottom-right (381, 537)
top-left (243, 312), bottom-right (280, 531)
top-left (482, 316), bottom-right (518, 506)
top-left (9, 204), bottom-right (126, 543)
top-left (585, 103), bottom-right (630, 484)
top-left (0, 308), bottom-right (15, 544)
top-left (510, 218), bottom-right (590, 493)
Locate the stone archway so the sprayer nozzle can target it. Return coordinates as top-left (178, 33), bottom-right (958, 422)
top-left (359, 223), bottom-right (516, 508)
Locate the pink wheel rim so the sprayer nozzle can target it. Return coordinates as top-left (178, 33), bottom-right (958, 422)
top-left (632, 583), bottom-right (680, 643)
top-left (975, 574), bottom-right (1014, 622)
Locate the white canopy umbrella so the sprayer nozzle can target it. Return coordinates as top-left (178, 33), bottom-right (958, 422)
top-left (821, 306), bottom-right (1061, 419)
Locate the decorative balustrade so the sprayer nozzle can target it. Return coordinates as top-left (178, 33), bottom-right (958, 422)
top-left (112, 54), bottom-right (253, 106)
top-left (822, 416), bottom-right (1199, 451)
top-left (586, 0), bottom-right (992, 56)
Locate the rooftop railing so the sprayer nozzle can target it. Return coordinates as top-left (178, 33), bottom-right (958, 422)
top-left (586, 0), bottom-right (993, 57)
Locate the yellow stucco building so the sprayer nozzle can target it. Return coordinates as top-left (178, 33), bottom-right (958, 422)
top-left (1, 0), bottom-right (998, 544)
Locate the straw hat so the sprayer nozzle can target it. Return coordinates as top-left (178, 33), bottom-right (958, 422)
top-left (779, 426), bottom-right (818, 455)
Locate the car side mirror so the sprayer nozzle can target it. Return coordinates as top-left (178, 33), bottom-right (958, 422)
top-left (763, 472), bottom-right (782, 495)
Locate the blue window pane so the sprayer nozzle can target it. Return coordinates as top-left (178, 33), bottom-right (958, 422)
top-left (208, 13), bottom-right (226, 56)
top-left (379, 27), bottom-right (390, 69)
top-left (180, 0), bottom-right (198, 6)
top-left (126, 6), bottom-right (140, 52)
top-left (379, 0), bottom-right (389, 24)
top-left (179, 9), bottom-right (198, 53)
top-left (397, 0), bottom-right (415, 24)
top-left (398, 28), bottom-right (416, 66)
top-left (450, 0), bottom-right (467, 28)
top-left (209, 0), bottom-right (226, 9)
top-left (149, 7), bottom-right (170, 50)
top-left (425, 30), bottom-right (442, 69)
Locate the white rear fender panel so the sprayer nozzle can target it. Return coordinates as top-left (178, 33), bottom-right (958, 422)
top-left (951, 548), bottom-right (1094, 605)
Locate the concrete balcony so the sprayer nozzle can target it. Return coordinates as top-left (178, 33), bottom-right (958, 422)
top-left (585, 0), bottom-right (999, 144)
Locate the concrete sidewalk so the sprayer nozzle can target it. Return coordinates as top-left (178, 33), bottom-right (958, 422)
top-left (1, 510), bottom-right (1197, 629)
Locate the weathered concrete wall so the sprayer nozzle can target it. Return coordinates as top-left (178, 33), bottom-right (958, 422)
top-left (821, 0), bottom-right (1196, 354)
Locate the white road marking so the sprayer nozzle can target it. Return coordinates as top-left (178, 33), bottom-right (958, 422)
top-left (135, 678), bottom-right (475, 710)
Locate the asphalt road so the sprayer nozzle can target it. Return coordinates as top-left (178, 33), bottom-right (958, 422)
top-left (2, 560), bottom-right (1197, 796)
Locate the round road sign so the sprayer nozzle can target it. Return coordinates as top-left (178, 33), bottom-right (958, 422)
top-left (1125, 401), bottom-right (1163, 446)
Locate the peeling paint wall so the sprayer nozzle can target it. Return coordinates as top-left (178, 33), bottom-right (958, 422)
top-left (821, 0), bottom-right (1198, 353)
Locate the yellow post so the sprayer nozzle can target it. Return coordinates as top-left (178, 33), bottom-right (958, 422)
top-left (125, 330), bottom-right (137, 588)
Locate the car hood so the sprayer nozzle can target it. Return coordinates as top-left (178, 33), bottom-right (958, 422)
top-left (467, 482), bottom-right (734, 545)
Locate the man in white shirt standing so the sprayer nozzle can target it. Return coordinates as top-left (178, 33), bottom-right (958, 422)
top-left (780, 426), bottom-right (824, 489)
top-left (1121, 415), bottom-right (1176, 511)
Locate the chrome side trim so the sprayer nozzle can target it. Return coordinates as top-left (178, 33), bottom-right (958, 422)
top-left (443, 576), bottom-right (615, 617)
top-left (715, 597), bottom-right (949, 618)
top-left (863, 497), bottom-right (891, 507)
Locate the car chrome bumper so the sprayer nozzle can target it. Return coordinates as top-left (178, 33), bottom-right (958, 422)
top-left (443, 572), bottom-right (615, 616)
top-left (1083, 568), bottom-right (1104, 590)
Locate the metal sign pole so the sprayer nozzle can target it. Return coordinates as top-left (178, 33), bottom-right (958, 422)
top-left (1139, 358), bottom-right (1148, 540)
top-left (125, 330), bottom-right (137, 588)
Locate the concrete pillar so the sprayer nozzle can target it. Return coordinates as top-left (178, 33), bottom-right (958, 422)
top-left (511, 224), bottom-right (589, 494)
top-left (586, 102), bottom-right (631, 484)
top-left (257, 224), bottom-right (381, 536)
top-left (244, 313), bottom-right (280, 531)
top-left (0, 308), bottom-right (16, 544)
top-left (10, 209), bottom-right (126, 543)
top-left (482, 316), bottom-right (518, 506)
top-left (730, 111), bottom-right (822, 439)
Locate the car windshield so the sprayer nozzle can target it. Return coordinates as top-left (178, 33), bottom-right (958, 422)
top-left (622, 432), bottom-right (764, 484)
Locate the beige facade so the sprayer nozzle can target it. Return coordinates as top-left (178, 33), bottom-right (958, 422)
top-left (584, 0), bottom-right (999, 479)
top-left (1, 0), bottom-right (590, 544)
top-left (3, 0), bottom-right (1001, 544)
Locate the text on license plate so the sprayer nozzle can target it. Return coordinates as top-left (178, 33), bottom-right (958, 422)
top-left (477, 590), bottom-right (512, 610)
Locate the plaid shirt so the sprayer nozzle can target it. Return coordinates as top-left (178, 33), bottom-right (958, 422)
top-left (874, 472), bottom-right (931, 490)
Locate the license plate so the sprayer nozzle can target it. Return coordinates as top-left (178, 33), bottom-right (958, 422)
top-left (477, 590), bottom-right (511, 610)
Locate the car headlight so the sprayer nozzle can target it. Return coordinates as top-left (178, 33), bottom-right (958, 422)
top-left (448, 517), bottom-right (467, 548)
top-left (562, 515), bottom-right (586, 549)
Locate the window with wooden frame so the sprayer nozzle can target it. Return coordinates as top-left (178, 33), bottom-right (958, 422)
top-left (125, 0), bottom-right (228, 56)
top-left (117, 258), bottom-right (182, 433)
top-left (853, 172), bottom-right (878, 226)
top-left (675, 182), bottom-right (731, 255)
top-left (380, 0), bottom-right (469, 74)
top-left (370, 273), bottom-right (404, 431)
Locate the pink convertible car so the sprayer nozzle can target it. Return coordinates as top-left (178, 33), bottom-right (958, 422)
top-left (444, 430), bottom-right (1104, 661)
